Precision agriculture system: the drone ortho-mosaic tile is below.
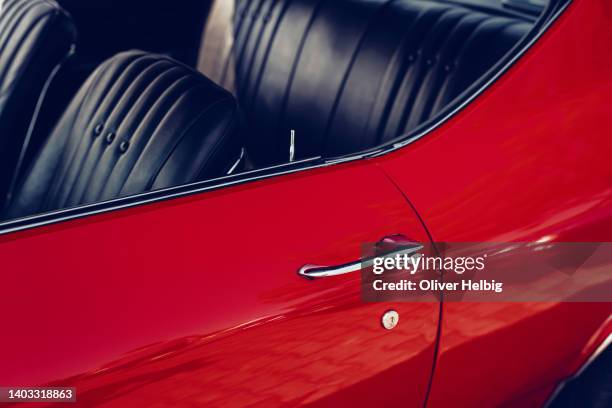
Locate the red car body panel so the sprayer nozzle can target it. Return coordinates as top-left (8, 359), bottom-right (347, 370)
top-left (0, 163), bottom-right (439, 407)
top-left (379, 0), bottom-right (612, 406)
top-left (1, 0), bottom-right (611, 407)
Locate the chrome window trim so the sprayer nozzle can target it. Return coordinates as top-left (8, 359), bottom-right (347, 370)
top-left (0, 0), bottom-right (571, 236)
top-left (369, 0), bottom-right (570, 155)
top-left (0, 157), bottom-right (323, 235)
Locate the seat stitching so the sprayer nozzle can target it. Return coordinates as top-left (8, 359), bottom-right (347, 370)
top-left (0, 0), bottom-right (33, 57)
top-left (39, 56), bottom-right (118, 210)
top-left (77, 62), bottom-right (182, 204)
top-left (240, 0), bottom-right (276, 100)
top-left (373, 5), bottom-right (452, 144)
top-left (412, 11), bottom-right (486, 128)
top-left (98, 72), bottom-right (195, 201)
top-left (143, 96), bottom-right (236, 191)
top-left (113, 80), bottom-right (206, 195)
top-left (164, 101), bottom-right (239, 184)
top-left (235, 0), bottom-right (266, 83)
top-left (224, 0), bottom-right (261, 88)
top-left (0, 3), bottom-right (49, 91)
top-left (57, 54), bottom-right (158, 208)
top-left (394, 8), bottom-right (470, 136)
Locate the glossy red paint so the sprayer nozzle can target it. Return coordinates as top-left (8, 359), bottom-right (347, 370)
top-left (377, 0), bottom-right (612, 405)
top-left (0, 163), bottom-right (438, 407)
top-left (1, 0), bottom-right (611, 406)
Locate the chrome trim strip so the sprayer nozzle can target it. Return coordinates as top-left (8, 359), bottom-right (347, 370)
top-left (0, 157), bottom-right (322, 236)
top-left (574, 333), bottom-right (612, 377)
top-left (370, 0), bottom-right (571, 155)
top-left (544, 332), bottom-right (612, 408)
top-left (0, 0), bottom-right (570, 236)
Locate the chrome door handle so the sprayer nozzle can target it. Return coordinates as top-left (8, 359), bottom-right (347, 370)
top-left (298, 235), bottom-right (423, 279)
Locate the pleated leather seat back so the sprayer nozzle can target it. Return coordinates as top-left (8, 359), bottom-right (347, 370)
top-left (0, 0), bottom-right (76, 205)
top-left (5, 51), bottom-right (242, 219)
top-left (216, 0), bottom-right (533, 166)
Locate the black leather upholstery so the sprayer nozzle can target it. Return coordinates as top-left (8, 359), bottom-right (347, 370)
top-left (4, 51), bottom-right (242, 219)
top-left (230, 0), bottom-right (532, 166)
top-left (0, 0), bottom-right (76, 207)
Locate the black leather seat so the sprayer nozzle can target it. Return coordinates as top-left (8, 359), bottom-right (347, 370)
top-left (0, 0), bottom-right (76, 207)
top-left (4, 51), bottom-right (242, 219)
top-left (225, 0), bottom-right (532, 167)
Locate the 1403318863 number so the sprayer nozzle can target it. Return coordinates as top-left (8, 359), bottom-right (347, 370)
top-left (0, 387), bottom-right (75, 402)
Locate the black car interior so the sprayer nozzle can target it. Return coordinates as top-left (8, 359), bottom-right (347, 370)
top-left (0, 0), bottom-right (541, 220)
top-left (0, 0), bottom-right (75, 213)
top-left (4, 51), bottom-right (242, 219)
top-left (226, 0), bottom-right (533, 167)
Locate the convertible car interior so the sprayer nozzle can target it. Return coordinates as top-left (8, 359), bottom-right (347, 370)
top-left (0, 0), bottom-right (76, 215)
top-left (0, 0), bottom-right (542, 220)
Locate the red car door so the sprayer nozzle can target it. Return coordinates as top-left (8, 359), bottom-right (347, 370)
top-left (0, 161), bottom-right (438, 407)
top-left (377, 0), bottom-right (612, 404)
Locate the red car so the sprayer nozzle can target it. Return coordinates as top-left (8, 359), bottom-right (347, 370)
top-left (0, 0), bottom-right (610, 406)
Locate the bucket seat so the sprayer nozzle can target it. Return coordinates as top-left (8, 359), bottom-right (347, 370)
top-left (199, 0), bottom-right (533, 167)
top-left (4, 51), bottom-right (242, 219)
